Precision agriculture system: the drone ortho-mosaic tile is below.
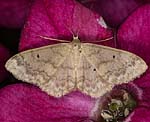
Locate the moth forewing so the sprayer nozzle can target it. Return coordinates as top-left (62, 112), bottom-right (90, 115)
top-left (76, 43), bottom-right (147, 97)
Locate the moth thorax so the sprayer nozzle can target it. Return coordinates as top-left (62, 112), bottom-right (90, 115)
top-left (72, 36), bottom-right (81, 50)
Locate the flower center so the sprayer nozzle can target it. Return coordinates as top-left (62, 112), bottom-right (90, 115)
top-left (100, 90), bottom-right (136, 122)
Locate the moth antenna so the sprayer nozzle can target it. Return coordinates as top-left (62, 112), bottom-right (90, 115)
top-left (76, 27), bottom-right (81, 38)
top-left (82, 36), bottom-right (114, 43)
top-left (63, 23), bottom-right (82, 39)
top-left (39, 35), bottom-right (70, 43)
top-left (98, 36), bottom-right (114, 42)
top-left (63, 23), bottom-right (76, 37)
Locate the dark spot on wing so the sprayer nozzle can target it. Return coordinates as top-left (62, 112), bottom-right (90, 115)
top-left (113, 55), bottom-right (115, 59)
top-left (93, 68), bottom-right (96, 71)
top-left (37, 54), bottom-right (40, 58)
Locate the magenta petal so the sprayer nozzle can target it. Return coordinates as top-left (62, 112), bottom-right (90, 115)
top-left (0, 0), bottom-right (32, 28)
top-left (132, 71), bottom-right (150, 107)
top-left (125, 108), bottom-right (150, 122)
top-left (80, 0), bottom-right (145, 27)
top-left (0, 44), bottom-right (10, 82)
top-left (0, 84), bottom-right (95, 122)
top-left (19, 0), bottom-right (113, 51)
top-left (117, 4), bottom-right (150, 64)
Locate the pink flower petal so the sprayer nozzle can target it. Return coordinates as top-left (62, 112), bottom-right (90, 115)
top-left (132, 71), bottom-right (150, 107)
top-left (117, 4), bottom-right (150, 64)
top-left (0, 0), bottom-right (32, 28)
top-left (0, 83), bottom-right (96, 122)
top-left (125, 108), bottom-right (150, 122)
top-left (19, 0), bottom-right (113, 51)
top-left (0, 44), bottom-right (11, 82)
top-left (79, 0), bottom-right (146, 27)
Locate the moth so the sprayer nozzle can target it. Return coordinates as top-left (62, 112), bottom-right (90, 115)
top-left (5, 36), bottom-right (147, 98)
